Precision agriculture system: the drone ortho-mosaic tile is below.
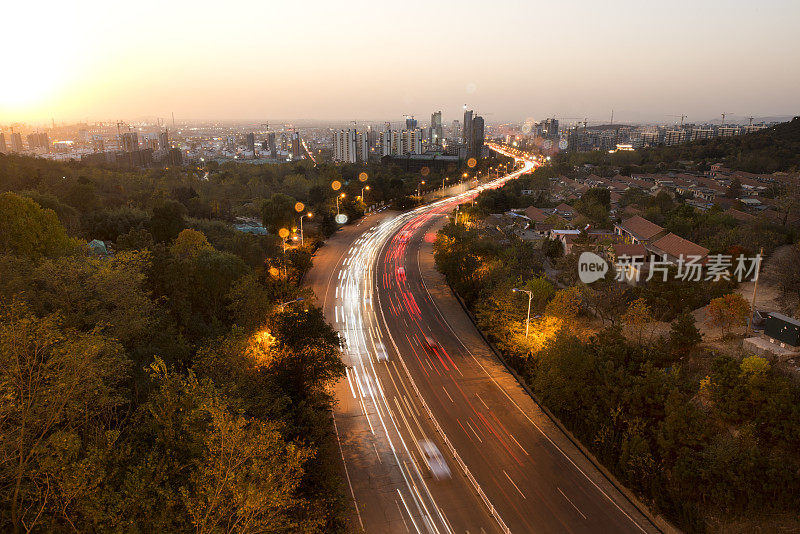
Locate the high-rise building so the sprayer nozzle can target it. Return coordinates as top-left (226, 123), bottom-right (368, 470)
top-left (542, 118), bottom-right (559, 139)
top-left (158, 129), bottom-right (170, 150)
top-left (10, 132), bottom-right (23, 152)
top-left (463, 108), bottom-right (473, 144)
top-left (451, 120), bottom-right (462, 140)
top-left (291, 132), bottom-right (302, 159)
top-left (92, 135), bottom-right (105, 152)
top-left (120, 132), bottom-right (139, 152)
top-left (356, 132), bottom-right (369, 162)
top-left (430, 111), bottom-right (443, 146)
top-left (717, 126), bottom-right (740, 137)
top-left (366, 125), bottom-right (377, 148)
top-left (267, 132), bottom-right (277, 158)
top-left (0, 133), bottom-right (6, 153)
top-left (405, 116), bottom-right (418, 130)
top-left (27, 132), bottom-right (50, 152)
top-left (691, 128), bottom-right (714, 141)
top-left (664, 129), bottom-right (688, 146)
top-left (469, 116), bottom-right (484, 159)
top-left (380, 130), bottom-right (393, 156)
top-left (333, 129), bottom-right (357, 163)
top-left (403, 129), bottom-right (422, 155)
top-left (245, 132), bottom-right (255, 154)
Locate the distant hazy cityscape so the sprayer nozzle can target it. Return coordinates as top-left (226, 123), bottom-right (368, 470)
top-left (0, 111), bottom-right (789, 172)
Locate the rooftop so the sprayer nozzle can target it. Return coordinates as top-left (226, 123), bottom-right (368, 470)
top-left (617, 215), bottom-right (665, 240)
top-left (650, 232), bottom-right (709, 259)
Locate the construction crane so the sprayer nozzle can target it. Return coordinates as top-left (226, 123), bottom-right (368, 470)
top-left (667, 114), bottom-right (688, 126)
top-left (721, 112), bottom-right (732, 126)
top-left (748, 116), bottom-right (755, 126)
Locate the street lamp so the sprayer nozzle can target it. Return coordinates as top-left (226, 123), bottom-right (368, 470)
top-left (416, 180), bottom-right (425, 197)
top-left (278, 297), bottom-right (304, 312)
top-left (336, 193), bottom-right (345, 216)
top-left (361, 185), bottom-right (370, 201)
top-left (512, 287), bottom-right (533, 338)
top-left (299, 212), bottom-right (312, 246)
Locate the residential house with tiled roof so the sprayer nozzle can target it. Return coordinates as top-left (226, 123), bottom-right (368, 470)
top-left (725, 208), bottom-right (755, 223)
top-left (554, 203), bottom-right (575, 219)
top-left (647, 233), bottom-right (709, 263)
top-left (614, 215), bottom-right (666, 244)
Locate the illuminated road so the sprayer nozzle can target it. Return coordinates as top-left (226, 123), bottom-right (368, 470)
top-left (306, 154), bottom-right (659, 533)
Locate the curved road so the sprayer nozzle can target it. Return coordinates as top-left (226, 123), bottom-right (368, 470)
top-left (306, 158), bottom-right (659, 533)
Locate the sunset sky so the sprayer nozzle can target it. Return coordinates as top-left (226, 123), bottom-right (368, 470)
top-left (3, 0), bottom-right (798, 124)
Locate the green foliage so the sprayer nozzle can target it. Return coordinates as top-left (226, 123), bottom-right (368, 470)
top-left (0, 192), bottom-right (78, 258)
top-left (261, 193), bottom-right (297, 233)
top-left (0, 301), bottom-right (130, 533)
top-left (150, 199), bottom-right (187, 243)
top-left (669, 309), bottom-right (703, 357)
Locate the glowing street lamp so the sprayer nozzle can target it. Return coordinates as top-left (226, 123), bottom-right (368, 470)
top-left (416, 180), bottom-right (425, 197)
top-left (361, 185), bottom-right (370, 200)
top-left (336, 193), bottom-right (345, 216)
top-left (278, 297), bottom-right (304, 312)
top-left (512, 287), bottom-right (533, 338)
top-left (299, 212), bottom-right (312, 246)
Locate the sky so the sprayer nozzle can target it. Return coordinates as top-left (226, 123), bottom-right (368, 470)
top-left (2, 0), bottom-right (799, 125)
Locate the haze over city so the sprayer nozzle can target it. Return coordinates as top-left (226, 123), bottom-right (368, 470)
top-left (4, 0), bottom-right (799, 124)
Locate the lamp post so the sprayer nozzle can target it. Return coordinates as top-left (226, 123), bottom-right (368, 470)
top-left (416, 180), bottom-right (425, 197)
top-left (278, 297), bottom-right (304, 312)
top-left (336, 193), bottom-right (345, 216)
top-left (299, 212), bottom-right (312, 246)
top-left (512, 287), bottom-right (533, 338)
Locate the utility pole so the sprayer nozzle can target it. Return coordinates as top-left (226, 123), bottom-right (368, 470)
top-left (746, 247), bottom-right (764, 336)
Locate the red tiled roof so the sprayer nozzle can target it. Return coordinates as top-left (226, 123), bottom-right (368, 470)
top-left (613, 243), bottom-right (647, 258)
top-left (555, 203), bottom-right (574, 213)
top-left (650, 233), bottom-right (709, 259)
top-left (618, 215), bottom-right (665, 240)
top-left (725, 208), bottom-right (755, 222)
top-left (524, 206), bottom-right (548, 222)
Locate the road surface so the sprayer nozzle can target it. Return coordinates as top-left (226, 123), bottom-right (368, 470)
top-left (306, 158), bottom-right (659, 534)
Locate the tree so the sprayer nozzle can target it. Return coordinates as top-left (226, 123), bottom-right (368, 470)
top-left (171, 229), bottom-right (214, 259)
top-left (669, 309), bottom-right (703, 357)
top-left (261, 193), bottom-right (296, 233)
top-left (0, 192), bottom-right (77, 259)
top-left (150, 199), bottom-right (186, 243)
top-left (545, 287), bottom-right (582, 321)
top-left (0, 301), bottom-right (129, 534)
top-left (622, 297), bottom-right (654, 345)
top-left (706, 293), bottom-right (750, 337)
top-left (523, 276), bottom-right (555, 313)
top-left (583, 282), bottom-right (630, 326)
top-left (726, 177), bottom-right (743, 199)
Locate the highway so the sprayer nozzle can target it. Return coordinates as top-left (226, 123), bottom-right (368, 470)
top-left (306, 155), bottom-right (659, 534)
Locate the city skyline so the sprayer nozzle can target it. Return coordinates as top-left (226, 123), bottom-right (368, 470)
top-left (3, 0), bottom-right (798, 124)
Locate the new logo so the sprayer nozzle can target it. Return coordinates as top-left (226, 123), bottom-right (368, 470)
top-left (578, 251), bottom-right (608, 283)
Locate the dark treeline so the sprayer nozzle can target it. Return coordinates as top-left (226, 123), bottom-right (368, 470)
top-left (552, 116), bottom-right (800, 175)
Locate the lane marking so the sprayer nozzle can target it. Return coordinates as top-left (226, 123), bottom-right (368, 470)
top-left (503, 470), bottom-right (526, 500)
top-left (559, 487), bottom-right (587, 520)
